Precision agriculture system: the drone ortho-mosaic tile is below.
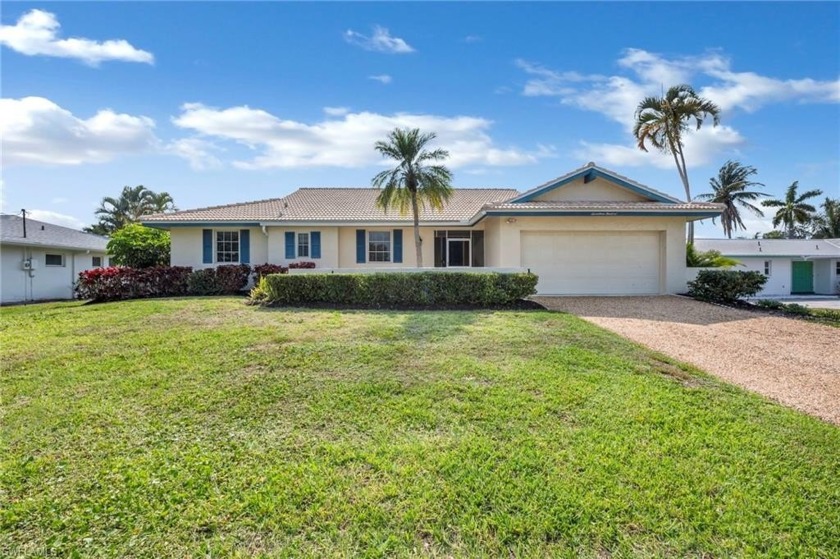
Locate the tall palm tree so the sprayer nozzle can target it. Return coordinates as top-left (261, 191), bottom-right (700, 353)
top-left (89, 185), bottom-right (177, 234)
top-left (697, 161), bottom-right (767, 238)
top-left (761, 181), bottom-right (823, 239)
top-left (372, 128), bottom-right (453, 267)
top-left (810, 198), bottom-right (840, 239)
top-left (633, 84), bottom-right (721, 243)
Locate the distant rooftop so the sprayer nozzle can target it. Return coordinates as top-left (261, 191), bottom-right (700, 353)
top-left (695, 238), bottom-right (840, 258)
top-left (0, 214), bottom-right (109, 252)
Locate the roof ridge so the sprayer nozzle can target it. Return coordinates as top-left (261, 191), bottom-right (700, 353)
top-left (152, 196), bottom-right (287, 217)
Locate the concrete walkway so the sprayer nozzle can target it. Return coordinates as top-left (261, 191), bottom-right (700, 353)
top-left (534, 295), bottom-right (840, 425)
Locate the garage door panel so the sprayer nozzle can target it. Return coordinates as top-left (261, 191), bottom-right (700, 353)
top-left (522, 231), bottom-right (661, 295)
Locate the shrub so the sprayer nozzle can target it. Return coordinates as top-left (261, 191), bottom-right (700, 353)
top-left (187, 265), bottom-right (252, 296)
top-left (687, 270), bottom-right (767, 304)
top-left (107, 224), bottom-right (170, 268)
top-left (76, 266), bottom-right (192, 302)
top-left (253, 263), bottom-right (288, 280)
top-left (754, 299), bottom-right (784, 310)
top-left (289, 261), bottom-right (316, 269)
top-left (686, 243), bottom-right (739, 268)
top-left (782, 303), bottom-right (811, 315)
top-left (255, 271), bottom-right (538, 308)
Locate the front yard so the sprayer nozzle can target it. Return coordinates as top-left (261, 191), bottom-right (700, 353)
top-left (1, 298), bottom-right (838, 557)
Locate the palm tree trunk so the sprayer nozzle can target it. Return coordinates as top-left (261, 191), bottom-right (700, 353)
top-left (670, 142), bottom-right (694, 244)
top-left (411, 193), bottom-right (423, 267)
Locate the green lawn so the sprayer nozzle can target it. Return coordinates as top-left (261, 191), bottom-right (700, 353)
top-left (2, 298), bottom-right (838, 558)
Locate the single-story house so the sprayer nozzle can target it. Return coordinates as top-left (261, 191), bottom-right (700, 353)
top-left (1, 214), bottom-right (109, 304)
top-left (693, 238), bottom-right (840, 296)
top-left (142, 163), bottom-right (722, 295)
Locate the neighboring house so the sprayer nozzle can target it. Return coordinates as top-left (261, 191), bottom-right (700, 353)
top-left (142, 163), bottom-right (721, 295)
top-left (694, 238), bottom-right (840, 296)
top-left (1, 215), bottom-right (109, 304)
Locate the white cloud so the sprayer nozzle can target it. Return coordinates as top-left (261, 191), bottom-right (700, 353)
top-left (0, 97), bottom-right (158, 166)
top-left (368, 74), bottom-right (393, 84)
top-left (26, 209), bottom-right (86, 230)
top-left (517, 48), bottom-right (839, 171)
top-left (50, 197), bottom-right (69, 204)
top-left (168, 138), bottom-right (223, 171)
top-left (324, 106), bottom-right (350, 116)
top-left (344, 25), bottom-right (414, 54)
top-left (0, 9), bottom-right (153, 65)
top-left (463, 35), bottom-right (482, 44)
top-left (172, 103), bottom-right (551, 169)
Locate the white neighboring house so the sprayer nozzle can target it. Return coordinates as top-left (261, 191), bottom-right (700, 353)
top-left (142, 163), bottom-right (723, 295)
top-left (0, 215), bottom-right (109, 304)
top-left (693, 238), bottom-right (840, 296)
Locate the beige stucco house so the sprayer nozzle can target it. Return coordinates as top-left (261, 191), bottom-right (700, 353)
top-left (142, 163), bottom-right (722, 295)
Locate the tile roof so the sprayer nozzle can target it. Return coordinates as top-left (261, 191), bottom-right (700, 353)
top-left (0, 214), bottom-right (108, 251)
top-left (143, 188), bottom-right (520, 224)
top-left (694, 238), bottom-right (840, 257)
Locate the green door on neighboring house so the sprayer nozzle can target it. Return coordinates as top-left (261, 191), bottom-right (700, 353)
top-left (791, 261), bottom-right (814, 294)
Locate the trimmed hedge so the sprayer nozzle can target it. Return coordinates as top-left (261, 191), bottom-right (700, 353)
top-left (687, 270), bottom-right (767, 303)
top-left (256, 271), bottom-right (539, 308)
top-left (76, 266), bottom-right (192, 302)
top-left (253, 263), bottom-right (288, 280)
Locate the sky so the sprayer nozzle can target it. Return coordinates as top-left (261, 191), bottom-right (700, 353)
top-left (2, 1), bottom-right (839, 239)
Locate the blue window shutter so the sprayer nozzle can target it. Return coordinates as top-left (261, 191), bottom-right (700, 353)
top-left (240, 229), bottom-right (250, 263)
top-left (356, 229), bottom-right (366, 263)
top-left (393, 229), bottom-right (403, 263)
top-left (202, 229), bottom-right (213, 264)
top-left (311, 231), bottom-right (321, 259)
top-left (285, 232), bottom-right (295, 259)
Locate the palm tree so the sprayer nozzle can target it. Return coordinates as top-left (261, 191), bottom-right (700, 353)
top-left (810, 198), bottom-right (840, 239)
top-left (88, 185), bottom-right (177, 234)
top-left (697, 161), bottom-right (767, 238)
top-left (633, 84), bottom-right (721, 243)
top-left (372, 128), bottom-right (453, 267)
top-left (761, 181), bottom-right (823, 239)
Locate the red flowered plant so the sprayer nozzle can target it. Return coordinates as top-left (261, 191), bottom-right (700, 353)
top-left (253, 263), bottom-right (289, 280)
top-left (76, 266), bottom-right (192, 302)
top-left (288, 261), bottom-right (316, 269)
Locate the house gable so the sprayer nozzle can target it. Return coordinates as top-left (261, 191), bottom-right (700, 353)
top-left (532, 176), bottom-right (649, 202)
top-left (512, 163), bottom-right (681, 204)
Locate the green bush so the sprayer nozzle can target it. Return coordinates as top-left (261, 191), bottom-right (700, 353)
top-left (687, 270), bottom-right (767, 304)
top-left (754, 299), bottom-right (784, 310)
top-left (256, 271), bottom-right (538, 308)
top-left (187, 265), bottom-right (251, 296)
top-left (107, 224), bottom-right (170, 268)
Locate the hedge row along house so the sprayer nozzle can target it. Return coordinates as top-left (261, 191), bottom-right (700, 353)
top-left (142, 163), bottom-right (723, 296)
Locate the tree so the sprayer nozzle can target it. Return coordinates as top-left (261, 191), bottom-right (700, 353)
top-left (686, 243), bottom-right (739, 267)
top-left (810, 198), bottom-right (840, 239)
top-left (86, 185), bottom-right (177, 235)
top-left (107, 223), bottom-right (170, 268)
top-left (697, 161), bottom-right (767, 238)
top-left (372, 128), bottom-right (453, 267)
top-left (761, 181), bottom-right (823, 239)
top-left (758, 230), bottom-right (786, 239)
top-left (633, 84), bottom-right (721, 243)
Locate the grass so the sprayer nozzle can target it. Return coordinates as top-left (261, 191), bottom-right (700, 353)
top-left (2, 297), bottom-right (839, 558)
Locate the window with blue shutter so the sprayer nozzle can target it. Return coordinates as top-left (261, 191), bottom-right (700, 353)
top-left (202, 229), bottom-right (212, 263)
top-left (240, 229), bottom-right (250, 263)
top-left (311, 231), bottom-right (321, 259)
top-left (356, 229), bottom-right (366, 263)
top-left (393, 229), bottom-right (403, 263)
top-left (285, 232), bottom-right (295, 259)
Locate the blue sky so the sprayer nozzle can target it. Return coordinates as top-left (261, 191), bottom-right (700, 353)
top-left (2, 1), bottom-right (838, 238)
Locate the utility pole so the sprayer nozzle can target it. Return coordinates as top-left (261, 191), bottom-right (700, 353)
top-left (21, 209), bottom-right (27, 238)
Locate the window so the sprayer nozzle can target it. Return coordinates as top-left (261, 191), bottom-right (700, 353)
top-left (45, 254), bottom-right (64, 267)
top-left (92, 256), bottom-right (102, 267)
top-left (216, 231), bottom-right (240, 263)
top-left (368, 231), bottom-right (391, 262)
top-left (764, 260), bottom-right (772, 276)
top-left (836, 261), bottom-right (840, 276)
top-left (297, 232), bottom-right (309, 258)
top-left (433, 230), bottom-right (485, 267)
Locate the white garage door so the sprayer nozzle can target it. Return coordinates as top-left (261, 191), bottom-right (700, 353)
top-left (521, 231), bottom-right (662, 295)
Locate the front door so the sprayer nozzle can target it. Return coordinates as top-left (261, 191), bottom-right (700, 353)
top-left (791, 261), bottom-right (814, 294)
top-left (447, 238), bottom-right (470, 267)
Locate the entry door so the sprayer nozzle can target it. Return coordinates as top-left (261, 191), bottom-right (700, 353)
top-left (791, 261), bottom-right (814, 294)
top-left (447, 239), bottom-right (470, 267)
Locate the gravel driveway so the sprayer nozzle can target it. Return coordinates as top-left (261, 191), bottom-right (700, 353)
top-left (534, 295), bottom-right (840, 425)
